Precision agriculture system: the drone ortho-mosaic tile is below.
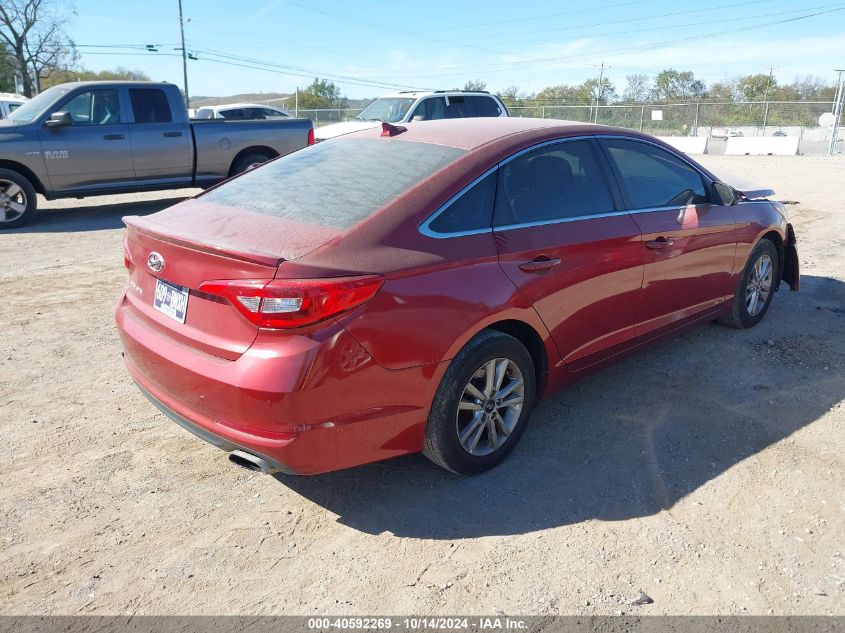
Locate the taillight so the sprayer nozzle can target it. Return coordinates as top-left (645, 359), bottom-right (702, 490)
top-left (197, 276), bottom-right (383, 329)
top-left (123, 234), bottom-right (132, 270)
top-left (307, 128), bottom-right (315, 145)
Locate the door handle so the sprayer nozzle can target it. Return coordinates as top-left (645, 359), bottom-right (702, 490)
top-left (163, 131), bottom-right (183, 137)
top-left (519, 257), bottom-right (561, 272)
top-left (645, 237), bottom-right (674, 250)
top-left (103, 134), bottom-right (124, 140)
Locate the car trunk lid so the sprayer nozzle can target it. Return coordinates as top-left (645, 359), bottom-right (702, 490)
top-left (123, 198), bottom-right (343, 360)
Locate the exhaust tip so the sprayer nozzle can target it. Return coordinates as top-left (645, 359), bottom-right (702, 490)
top-left (228, 449), bottom-right (278, 475)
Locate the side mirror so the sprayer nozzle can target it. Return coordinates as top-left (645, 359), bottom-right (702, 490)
top-left (411, 115), bottom-right (425, 122)
top-left (713, 182), bottom-right (736, 206)
top-left (45, 111), bottom-right (72, 128)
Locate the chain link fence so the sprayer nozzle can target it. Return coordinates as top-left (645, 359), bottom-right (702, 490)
top-left (295, 101), bottom-right (840, 154)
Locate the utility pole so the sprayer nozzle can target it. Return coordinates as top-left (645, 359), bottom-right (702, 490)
top-left (829, 68), bottom-right (845, 156)
top-left (762, 66), bottom-right (775, 131)
top-left (178, 0), bottom-right (190, 108)
top-left (594, 63), bottom-right (606, 124)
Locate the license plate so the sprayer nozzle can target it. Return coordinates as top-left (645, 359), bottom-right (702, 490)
top-left (153, 278), bottom-right (189, 323)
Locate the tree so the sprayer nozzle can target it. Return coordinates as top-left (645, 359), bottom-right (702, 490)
top-left (463, 79), bottom-right (487, 91)
top-left (496, 86), bottom-right (525, 108)
top-left (578, 77), bottom-right (616, 104)
top-left (297, 77), bottom-right (347, 109)
top-left (651, 69), bottom-right (705, 101)
top-left (704, 80), bottom-right (737, 102)
top-left (41, 67), bottom-right (151, 90)
top-left (789, 75), bottom-right (834, 101)
top-left (736, 73), bottom-right (776, 101)
top-left (622, 73), bottom-right (650, 102)
top-left (534, 83), bottom-right (579, 103)
top-left (0, 43), bottom-right (16, 92)
top-left (0, 0), bottom-right (77, 97)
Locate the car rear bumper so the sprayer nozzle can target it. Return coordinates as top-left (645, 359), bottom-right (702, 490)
top-left (116, 295), bottom-right (440, 474)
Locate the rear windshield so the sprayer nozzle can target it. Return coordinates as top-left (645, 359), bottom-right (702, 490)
top-left (201, 138), bottom-right (466, 228)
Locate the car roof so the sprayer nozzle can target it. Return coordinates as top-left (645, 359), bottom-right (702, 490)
top-left (53, 81), bottom-right (172, 89)
top-left (0, 92), bottom-right (27, 102)
top-left (205, 103), bottom-right (287, 110)
top-left (339, 117), bottom-right (625, 151)
top-left (377, 90), bottom-right (499, 100)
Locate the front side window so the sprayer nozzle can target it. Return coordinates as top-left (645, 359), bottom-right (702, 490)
top-left (129, 89), bottom-right (172, 124)
top-left (600, 138), bottom-right (709, 209)
top-left (494, 140), bottom-right (615, 226)
top-left (60, 89), bottom-right (121, 126)
top-left (220, 109), bottom-right (245, 119)
top-left (411, 97), bottom-right (446, 121)
top-left (427, 171), bottom-right (496, 234)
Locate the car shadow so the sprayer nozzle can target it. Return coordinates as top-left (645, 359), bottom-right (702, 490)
top-left (8, 193), bottom-right (196, 233)
top-left (274, 274), bottom-right (845, 538)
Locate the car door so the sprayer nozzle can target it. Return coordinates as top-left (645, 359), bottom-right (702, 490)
top-left (127, 87), bottom-right (192, 185)
top-left (38, 87), bottom-right (134, 192)
top-left (493, 138), bottom-right (644, 369)
top-left (598, 137), bottom-right (737, 337)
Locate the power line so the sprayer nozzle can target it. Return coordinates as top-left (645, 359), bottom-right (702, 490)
top-left (391, 5), bottom-right (845, 80)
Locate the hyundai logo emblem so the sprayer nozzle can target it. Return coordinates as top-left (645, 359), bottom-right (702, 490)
top-left (147, 251), bottom-right (165, 273)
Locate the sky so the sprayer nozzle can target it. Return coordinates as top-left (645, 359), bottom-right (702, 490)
top-left (69, 0), bottom-right (845, 100)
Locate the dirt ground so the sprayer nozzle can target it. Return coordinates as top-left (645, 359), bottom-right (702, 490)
top-left (1, 155), bottom-right (843, 616)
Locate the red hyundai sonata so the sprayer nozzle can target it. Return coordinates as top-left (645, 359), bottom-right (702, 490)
top-left (116, 118), bottom-right (799, 476)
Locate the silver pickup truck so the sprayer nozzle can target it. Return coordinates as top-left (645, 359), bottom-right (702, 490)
top-left (0, 81), bottom-right (314, 228)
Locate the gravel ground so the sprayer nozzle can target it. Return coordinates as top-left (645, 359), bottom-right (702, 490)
top-left (0, 156), bottom-right (843, 616)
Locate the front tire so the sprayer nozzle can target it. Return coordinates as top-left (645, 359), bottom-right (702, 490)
top-left (424, 330), bottom-right (536, 475)
top-left (719, 238), bottom-right (779, 329)
top-left (0, 169), bottom-right (37, 229)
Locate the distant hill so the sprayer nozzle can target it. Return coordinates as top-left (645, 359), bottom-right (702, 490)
top-left (191, 93), bottom-right (374, 110)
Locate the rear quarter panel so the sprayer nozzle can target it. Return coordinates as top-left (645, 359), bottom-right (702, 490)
top-left (191, 118), bottom-right (313, 181)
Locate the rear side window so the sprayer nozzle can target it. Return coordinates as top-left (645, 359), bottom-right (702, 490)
top-left (129, 89), bottom-right (172, 123)
top-left (467, 96), bottom-right (501, 117)
top-left (427, 171), bottom-right (496, 234)
top-left (445, 95), bottom-right (469, 118)
top-left (202, 138), bottom-right (466, 229)
top-left (494, 140), bottom-right (615, 226)
top-left (600, 138), bottom-right (709, 208)
top-left (220, 109), bottom-right (245, 119)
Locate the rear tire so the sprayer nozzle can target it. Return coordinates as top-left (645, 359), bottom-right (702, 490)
top-left (0, 169), bottom-right (37, 229)
top-left (231, 152), bottom-right (273, 176)
top-left (424, 330), bottom-right (536, 475)
top-left (718, 238), bottom-right (779, 329)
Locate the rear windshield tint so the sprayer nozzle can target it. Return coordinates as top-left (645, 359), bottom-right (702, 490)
top-left (202, 138), bottom-right (466, 228)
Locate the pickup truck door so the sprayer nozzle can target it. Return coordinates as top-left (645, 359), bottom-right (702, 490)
top-left (126, 87), bottom-right (192, 185)
top-left (38, 87), bottom-right (134, 192)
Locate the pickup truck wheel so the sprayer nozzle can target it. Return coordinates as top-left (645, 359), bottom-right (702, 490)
top-left (0, 169), bottom-right (37, 229)
top-left (231, 152), bottom-right (272, 176)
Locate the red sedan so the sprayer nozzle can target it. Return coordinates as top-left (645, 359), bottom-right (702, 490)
top-left (116, 118), bottom-right (799, 476)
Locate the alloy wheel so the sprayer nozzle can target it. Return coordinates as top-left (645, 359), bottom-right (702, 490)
top-left (746, 252), bottom-right (773, 317)
top-left (0, 179), bottom-right (27, 224)
top-left (456, 358), bottom-right (525, 456)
